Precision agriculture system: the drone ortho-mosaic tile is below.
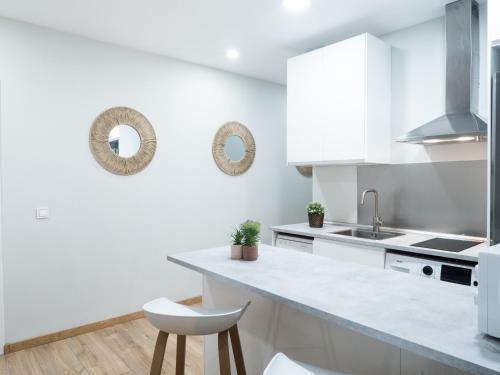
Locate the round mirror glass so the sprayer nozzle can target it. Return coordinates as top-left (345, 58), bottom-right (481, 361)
top-left (224, 135), bottom-right (246, 161)
top-left (108, 125), bottom-right (141, 157)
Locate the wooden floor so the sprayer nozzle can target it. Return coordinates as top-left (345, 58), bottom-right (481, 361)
top-left (0, 318), bottom-right (204, 374)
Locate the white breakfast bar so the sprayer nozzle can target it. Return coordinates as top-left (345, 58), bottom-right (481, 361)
top-left (168, 245), bottom-right (500, 375)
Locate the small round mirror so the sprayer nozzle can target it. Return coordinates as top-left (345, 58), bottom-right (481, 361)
top-left (108, 125), bottom-right (141, 157)
top-left (224, 135), bottom-right (246, 161)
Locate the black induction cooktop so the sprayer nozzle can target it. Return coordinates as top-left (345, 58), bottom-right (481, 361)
top-left (411, 238), bottom-right (482, 252)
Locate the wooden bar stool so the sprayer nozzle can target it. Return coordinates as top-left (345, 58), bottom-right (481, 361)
top-left (264, 353), bottom-right (351, 375)
top-left (143, 297), bottom-right (250, 375)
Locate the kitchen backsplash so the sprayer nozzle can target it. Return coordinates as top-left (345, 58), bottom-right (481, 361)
top-left (357, 161), bottom-right (486, 237)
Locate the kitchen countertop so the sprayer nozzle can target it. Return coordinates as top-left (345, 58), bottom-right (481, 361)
top-left (168, 245), bottom-right (500, 375)
top-left (271, 222), bottom-right (487, 262)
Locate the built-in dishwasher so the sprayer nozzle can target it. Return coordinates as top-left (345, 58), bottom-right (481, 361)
top-left (275, 233), bottom-right (314, 253)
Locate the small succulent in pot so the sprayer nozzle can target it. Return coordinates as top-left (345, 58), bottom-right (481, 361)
top-left (307, 202), bottom-right (325, 228)
top-left (230, 227), bottom-right (244, 259)
top-left (240, 220), bottom-right (261, 261)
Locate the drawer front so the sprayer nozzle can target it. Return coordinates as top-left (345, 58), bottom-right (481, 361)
top-left (276, 238), bottom-right (313, 253)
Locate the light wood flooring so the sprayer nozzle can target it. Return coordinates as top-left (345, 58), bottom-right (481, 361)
top-left (0, 318), bottom-right (204, 374)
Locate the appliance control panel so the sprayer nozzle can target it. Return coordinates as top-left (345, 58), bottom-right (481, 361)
top-left (385, 251), bottom-right (478, 287)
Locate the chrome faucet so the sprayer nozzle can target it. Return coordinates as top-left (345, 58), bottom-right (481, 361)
top-left (361, 189), bottom-right (383, 233)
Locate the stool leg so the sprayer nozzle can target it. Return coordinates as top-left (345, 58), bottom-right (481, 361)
top-left (150, 331), bottom-right (169, 375)
top-left (218, 330), bottom-right (231, 375)
top-left (176, 335), bottom-right (186, 375)
top-left (229, 325), bottom-right (246, 375)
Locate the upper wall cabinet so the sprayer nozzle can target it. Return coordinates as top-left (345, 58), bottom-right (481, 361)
top-left (287, 33), bottom-right (391, 165)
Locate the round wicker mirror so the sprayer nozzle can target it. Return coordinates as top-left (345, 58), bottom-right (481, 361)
top-left (212, 122), bottom-right (255, 176)
top-left (296, 166), bottom-right (313, 177)
top-left (90, 107), bottom-right (157, 176)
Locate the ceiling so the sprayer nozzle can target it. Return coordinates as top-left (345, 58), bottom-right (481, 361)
top-left (0, 0), bottom-right (460, 84)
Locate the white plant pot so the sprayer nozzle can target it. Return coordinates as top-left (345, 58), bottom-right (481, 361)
top-left (231, 244), bottom-right (243, 259)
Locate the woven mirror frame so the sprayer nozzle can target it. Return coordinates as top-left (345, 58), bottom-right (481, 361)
top-left (90, 107), bottom-right (157, 176)
top-left (296, 166), bottom-right (313, 177)
top-left (212, 122), bottom-right (256, 176)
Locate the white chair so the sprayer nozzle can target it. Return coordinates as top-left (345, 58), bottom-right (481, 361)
top-left (143, 297), bottom-right (250, 375)
top-left (264, 353), bottom-right (351, 375)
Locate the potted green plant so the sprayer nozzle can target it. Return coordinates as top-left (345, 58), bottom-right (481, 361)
top-left (230, 226), bottom-right (244, 259)
top-left (241, 220), bottom-right (260, 261)
top-left (307, 202), bottom-right (325, 228)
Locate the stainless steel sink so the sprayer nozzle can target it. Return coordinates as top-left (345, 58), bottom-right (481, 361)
top-left (331, 229), bottom-right (403, 240)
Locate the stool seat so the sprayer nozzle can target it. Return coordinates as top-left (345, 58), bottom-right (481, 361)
top-left (143, 297), bottom-right (250, 336)
top-left (264, 353), bottom-right (350, 375)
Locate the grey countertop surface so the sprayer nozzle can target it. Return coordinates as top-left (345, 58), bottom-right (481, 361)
top-left (270, 222), bottom-right (487, 262)
top-left (168, 245), bottom-right (500, 375)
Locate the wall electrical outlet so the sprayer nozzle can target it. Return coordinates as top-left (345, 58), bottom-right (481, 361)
top-left (36, 207), bottom-right (50, 219)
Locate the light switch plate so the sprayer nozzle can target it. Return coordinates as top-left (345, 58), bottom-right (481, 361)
top-left (36, 207), bottom-right (50, 219)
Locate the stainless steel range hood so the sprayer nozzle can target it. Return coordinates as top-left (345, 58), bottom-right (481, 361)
top-left (396, 0), bottom-right (487, 144)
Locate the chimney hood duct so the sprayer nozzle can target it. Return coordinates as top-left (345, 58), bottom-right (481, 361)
top-left (396, 0), bottom-right (487, 144)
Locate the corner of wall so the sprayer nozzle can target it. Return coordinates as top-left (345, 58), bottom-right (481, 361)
top-left (312, 165), bottom-right (358, 223)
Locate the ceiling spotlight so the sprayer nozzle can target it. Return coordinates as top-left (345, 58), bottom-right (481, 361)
top-left (282, 0), bottom-right (311, 12)
top-left (226, 49), bottom-right (239, 60)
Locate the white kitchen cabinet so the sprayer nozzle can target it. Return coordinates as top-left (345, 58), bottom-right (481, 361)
top-left (313, 238), bottom-right (386, 269)
top-left (287, 33), bottom-right (391, 165)
top-left (275, 234), bottom-right (313, 253)
top-left (287, 48), bottom-right (324, 163)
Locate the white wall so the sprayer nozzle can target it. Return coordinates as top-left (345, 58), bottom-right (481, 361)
top-left (490, 0), bottom-right (500, 45)
top-left (0, 17), bottom-right (311, 343)
top-left (312, 166), bottom-right (357, 223)
top-left (0, 82), bottom-right (4, 354)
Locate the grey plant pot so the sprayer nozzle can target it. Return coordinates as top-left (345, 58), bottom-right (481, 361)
top-left (308, 213), bottom-right (324, 228)
top-left (242, 245), bottom-right (258, 261)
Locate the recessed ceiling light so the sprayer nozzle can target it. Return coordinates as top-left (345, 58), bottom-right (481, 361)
top-left (282, 0), bottom-right (311, 12)
top-left (226, 49), bottom-right (239, 60)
